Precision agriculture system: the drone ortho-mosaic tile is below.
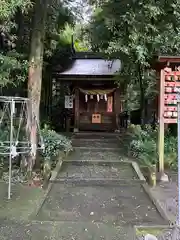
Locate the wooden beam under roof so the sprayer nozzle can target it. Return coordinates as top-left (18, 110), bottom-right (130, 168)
top-left (158, 55), bottom-right (180, 63)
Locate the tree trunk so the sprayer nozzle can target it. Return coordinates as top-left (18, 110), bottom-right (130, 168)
top-left (15, 8), bottom-right (24, 53)
top-left (137, 63), bottom-right (145, 125)
top-left (27, 0), bottom-right (49, 177)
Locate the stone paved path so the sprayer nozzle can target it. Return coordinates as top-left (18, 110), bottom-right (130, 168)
top-left (0, 219), bottom-right (134, 240)
top-left (0, 133), bottom-right (168, 240)
top-left (36, 133), bottom-right (167, 239)
top-left (37, 182), bottom-right (164, 225)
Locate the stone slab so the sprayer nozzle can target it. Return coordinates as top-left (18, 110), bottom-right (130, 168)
top-left (0, 219), bottom-right (134, 240)
top-left (66, 149), bottom-right (126, 162)
top-left (57, 161), bottom-right (138, 180)
top-left (37, 183), bottom-right (166, 225)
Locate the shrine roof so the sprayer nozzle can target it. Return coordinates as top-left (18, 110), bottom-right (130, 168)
top-left (53, 52), bottom-right (121, 77)
top-left (59, 59), bottom-right (121, 76)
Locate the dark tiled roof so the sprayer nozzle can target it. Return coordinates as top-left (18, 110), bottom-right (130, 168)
top-left (58, 59), bottom-right (121, 76)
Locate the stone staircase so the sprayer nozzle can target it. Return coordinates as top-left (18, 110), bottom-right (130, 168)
top-left (35, 132), bottom-right (167, 240)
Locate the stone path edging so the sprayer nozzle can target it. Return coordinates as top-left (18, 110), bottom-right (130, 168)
top-left (131, 161), bottom-right (171, 224)
top-left (131, 161), bottom-right (146, 181)
top-left (33, 151), bottom-right (70, 219)
top-left (142, 183), bottom-right (171, 224)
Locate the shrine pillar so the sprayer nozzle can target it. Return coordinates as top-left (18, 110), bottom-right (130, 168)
top-left (114, 88), bottom-right (121, 130)
top-left (74, 87), bottom-right (79, 132)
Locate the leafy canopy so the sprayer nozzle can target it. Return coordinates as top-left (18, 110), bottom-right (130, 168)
top-left (85, 0), bottom-right (180, 110)
top-left (0, 0), bottom-right (77, 87)
top-left (0, 0), bottom-right (32, 86)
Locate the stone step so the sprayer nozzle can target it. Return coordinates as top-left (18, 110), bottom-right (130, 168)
top-left (57, 161), bottom-right (139, 180)
top-left (72, 140), bottom-right (119, 149)
top-left (52, 178), bottom-right (145, 186)
top-left (73, 132), bottom-right (122, 139)
top-left (0, 219), bottom-right (135, 240)
top-left (72, 136), bottom-right (120, 141)
top-left (66, 148), bottom-right (126, 162)
top-left (73, 146), bottom-right (120, 151)
top-left (72, 138), bottom-right (119, 143)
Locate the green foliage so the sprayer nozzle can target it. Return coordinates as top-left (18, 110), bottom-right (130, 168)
top-left (40, 125), bottom-right (73, 161)
top-left (0, 0), bottom-right (76, 88)
top-left (127, 124), bottom-right (177, 170)
top-left (44, 1), bottom-right (75, 57)
top-left (85, 0), bottom-right (180, 112)
top-left (73, 24), bottom-right (90, 51)
top-left (0, 0), bottom-right (31, 18)
top-left (128, 124), bottom-right (158, 167)
top-left (0, 52), bottom-right (28, 86)
top-left (0, 125), bottom-right (10, 155)
top-left (164, 131), bottom-right (178, 170)
top-left (58, 23), bottom-right (89, 52)
top-left (0, 0), bottom-right (31, 87)
top-left (0, 0), bottom-right (32, 31)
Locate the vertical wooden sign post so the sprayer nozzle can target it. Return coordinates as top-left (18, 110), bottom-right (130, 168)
top-left (158, 69), bottom-right (180, 181)
top-left (177, 87), bottom-right (180, 226)
top-left (158, 70), bottom-right (165, 177)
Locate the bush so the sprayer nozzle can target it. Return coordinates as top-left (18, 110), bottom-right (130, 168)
top-left (164, 132), bottom-right (177, 170)
top-left (128, 124), bottom-right (157, 167)
top-left (40, 125), bottom-right (73, 162)
top-left (127, 124), bottom-right (177, 170)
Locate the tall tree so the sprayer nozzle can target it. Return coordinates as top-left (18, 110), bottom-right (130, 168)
top-left (27, 0), bottom-right (77, 172)
top-left (27, 0), bottom-right (49, 173)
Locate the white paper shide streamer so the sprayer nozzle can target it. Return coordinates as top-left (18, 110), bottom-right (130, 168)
top-left (85, 94), bottom-right (88, 102)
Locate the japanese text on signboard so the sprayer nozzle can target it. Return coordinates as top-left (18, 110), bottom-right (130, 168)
top-left (162, 70), bottom-right (180, 123)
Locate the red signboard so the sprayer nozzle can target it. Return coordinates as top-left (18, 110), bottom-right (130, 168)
top-left (158, 68), bottom-right (180, 175)
top-left (162, 70), bottom-right (180, 123)
top-left (107, 96), bottom-right (113, 112)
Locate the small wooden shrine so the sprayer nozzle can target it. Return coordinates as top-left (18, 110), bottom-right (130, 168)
top-left (53, 52), bottom-right (122, 132)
